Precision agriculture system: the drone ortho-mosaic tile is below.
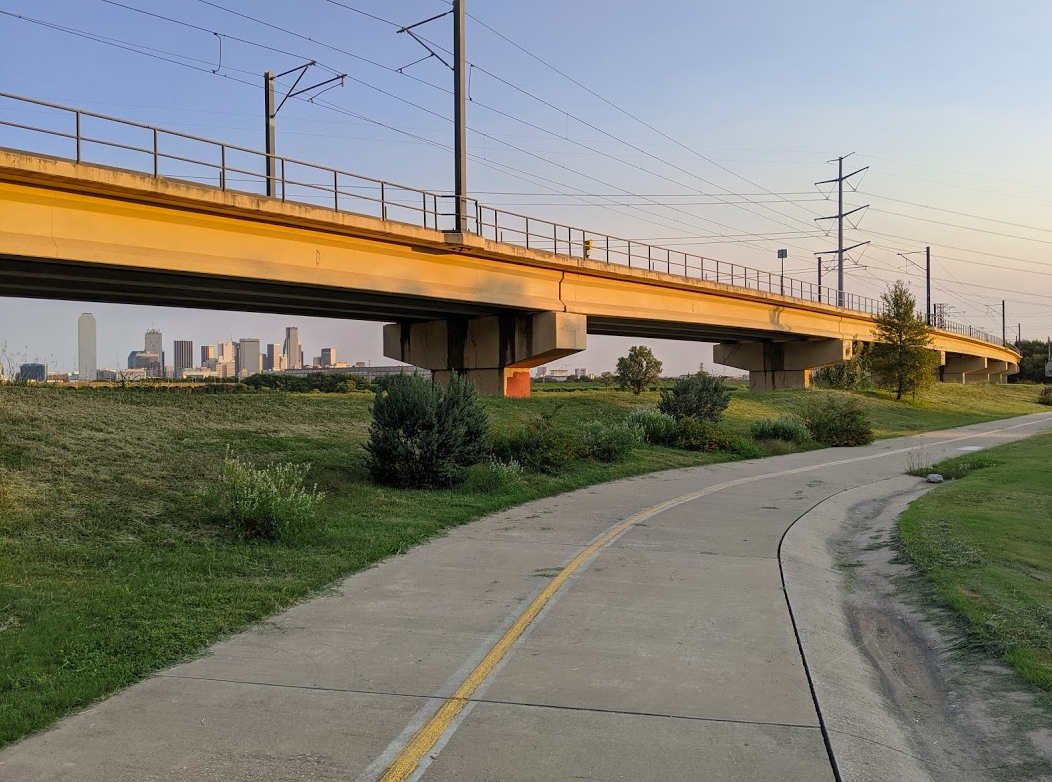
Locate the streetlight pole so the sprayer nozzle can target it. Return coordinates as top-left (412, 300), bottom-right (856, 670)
top-left (777, 249), bottom-right (787, 295)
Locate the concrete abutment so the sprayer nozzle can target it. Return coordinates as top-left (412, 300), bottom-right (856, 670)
top-left (383, 311), bottom-right (587, 397)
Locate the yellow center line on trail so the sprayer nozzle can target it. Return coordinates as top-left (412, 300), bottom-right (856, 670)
top-left (374, 415), bottom-right (1052, 782)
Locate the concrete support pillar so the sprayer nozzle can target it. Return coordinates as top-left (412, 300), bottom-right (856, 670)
top-left (383, 311), bottom-right (586, 398)
top-left (713, 338), bottom-right (853, 393)
top-left (940, 355), bottom-right (987, 385)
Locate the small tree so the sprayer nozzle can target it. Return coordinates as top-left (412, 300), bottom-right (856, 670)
top-left (869, 281), bottom-right (939, 400)
top-left (616, 345), bottom-right (663, 394)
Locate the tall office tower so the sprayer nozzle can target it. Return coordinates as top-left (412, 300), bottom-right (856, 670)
top-left (173, 340), bottom-right (193, 378)
top-left (320, 347), bottom-right (336, 366)
top-left (237, 338), bottom-right (261, 378)
top-left (283, 327), bottom-right (301, 370)
top-left (265, 343), bottom-right (281, 372)
top-left (145, 328), bottom-right (164, 377)
top-left (218, 341), bottom-right (237, 362)
top-left (77, 313), bottom-right (97, 381)
top-left (201, 344), bottom-right (216, 365)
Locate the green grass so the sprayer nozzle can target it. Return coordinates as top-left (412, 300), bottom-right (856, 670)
top-left (0, 381), bottom-right (1046, 746)
top-left (898, 432), bottom-right (1052, 694)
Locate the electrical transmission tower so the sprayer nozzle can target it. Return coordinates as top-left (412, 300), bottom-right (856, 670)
top-left (814, 154), bottom-right (870, 307)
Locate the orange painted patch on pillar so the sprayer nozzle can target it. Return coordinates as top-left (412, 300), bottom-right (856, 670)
top-left (504, 370), bottom-right (531, 398)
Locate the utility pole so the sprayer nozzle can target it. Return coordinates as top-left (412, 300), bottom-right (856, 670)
top-left (817, 255), bottom-right (822, 301)
top-left (1002, 300), bottom-right (1007, 346)
top-left (777, 249), bottom-right (787, 295)
top-left (453, 0), bottom-right (467, 232)
top-left (263, 64), bottom-right (345, 198)
top-left (815, 154), bottom-right (870, 308)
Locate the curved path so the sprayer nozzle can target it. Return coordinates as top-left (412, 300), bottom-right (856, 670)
top-left (4, 412), bottom-right (1052, 782)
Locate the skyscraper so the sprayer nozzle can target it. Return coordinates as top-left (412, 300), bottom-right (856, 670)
top-left (145, 328), bottom-right (164, 377)
top-left (201, 344), bottom-right (216, 365)
top-left (77, 313), bottom-right (97, 382)
top-left (173, 340), bottom-right (193, 378)
top-left (320, 347), bottom-right (336, 366)
top-left (237, 338), bottom-right (261, 378)
top-left (283, 327), bottom-right (301, 370)
top-left (265, 343), bottom-right (282, 372)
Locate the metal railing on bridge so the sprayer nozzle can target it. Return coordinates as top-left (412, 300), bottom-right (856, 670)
top-left (0, 92), bottom-right (1010, 350)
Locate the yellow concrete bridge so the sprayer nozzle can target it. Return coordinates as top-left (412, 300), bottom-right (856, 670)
top-left (0, 94), bottom-right (1018, 396)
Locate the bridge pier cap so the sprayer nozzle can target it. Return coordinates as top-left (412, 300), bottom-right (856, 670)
top-left (714, 339), bottom-right (854, 393)
top-left (383, 311), bottom-right (586, 398)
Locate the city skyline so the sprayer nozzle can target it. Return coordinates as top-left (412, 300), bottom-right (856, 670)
top-left (0, 303), bottom-right (718, 379)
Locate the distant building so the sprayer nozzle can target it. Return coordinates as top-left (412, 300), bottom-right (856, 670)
top-left (78, 313), bottom-right (97, 382)
top-left (201, 344), bottom-right (216, 365)
top-left (320, 347), bottom-right (336, 366)
top-left (574, 368), bottom-right (588, 377)
top-left (173, 340), bottom-right (193, 378)
top-left (284, 327), bottom-right (302, 370)
top-left (237, 338), bottom-right (261, 378)
top-left (145, 328), bottom-right (164, 376)
top-left (264, 343), bottom-right (282, 371)
top-left (128, 351), bottom-right (162, 375)
top-left (18, 363), bottom-right (47, 382)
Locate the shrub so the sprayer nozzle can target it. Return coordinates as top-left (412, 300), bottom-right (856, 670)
top-left (812, 348), bottom-right (871, 391)
top-left (366, 373), bottom-right (488, 488)
top-left (801, 397), bottom-right (874, 447)
top-left (728, 438), bottom-right (765, 460)
top-left (1039, 386), bottom-right (1052, 406)
top-left (671, 417), bottom-right (733, 452)
top-left (462, 457), bottom-right (523, 493)
top-left (582, 421), bottom-right (643, 463)
top-left (215, 453), bottom-right (323, 540)
top-left (750, 417), bottom-right (812, 444)
top-left (658, 372), bottom-right (732, 423)
top-left (490, 412), bottom-right (577, 474)
top-left (624, 409), bottom-right (676, 445)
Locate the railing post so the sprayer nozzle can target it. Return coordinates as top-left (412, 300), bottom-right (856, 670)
top-left (220, 145), bottom-right (226, 189)
top-left (627, 241), bottom-right (632, 268)
top-left (334, 170), bottom-right (339, 211)
top-left (525, 217), bottom-right (530, 249)
top-left (75, 111), bottom-right (82, 163)
top-left (280, 158), bottom-right (286, 201)
top-left (152, 128), bottom-right (158, 177)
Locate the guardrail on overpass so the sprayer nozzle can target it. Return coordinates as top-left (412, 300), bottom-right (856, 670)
top-left (0, 91), bottom-right (1010, 349)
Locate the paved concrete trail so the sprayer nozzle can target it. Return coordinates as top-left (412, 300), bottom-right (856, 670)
top-left (5, 413), bottom-right (1052, 782)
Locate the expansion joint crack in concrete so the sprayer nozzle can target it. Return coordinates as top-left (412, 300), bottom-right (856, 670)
top-left (155, 672), bottom-right (821, 731)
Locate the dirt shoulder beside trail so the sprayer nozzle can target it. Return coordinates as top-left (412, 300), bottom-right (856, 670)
top-left (783, 476), bottom-right (1052, 782)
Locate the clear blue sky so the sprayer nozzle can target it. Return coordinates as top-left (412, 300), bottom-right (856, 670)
top-left (2, 0), bottom-right (1049, 375)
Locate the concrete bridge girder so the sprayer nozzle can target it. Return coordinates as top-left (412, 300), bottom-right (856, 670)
top-left (714, 339), bottom-right (854, 393)
top-left (383, 311), bottom-right (587, 397)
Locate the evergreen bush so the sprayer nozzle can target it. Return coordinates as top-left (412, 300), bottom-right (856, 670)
top-left (658, 372), bottom-right (732, 423)
top-left (489, 411), bottom-right (577, 473)
top-left (366, 373), bottom-right (488, 488)
top-left (1039, 386), bottom-right (1052, 406)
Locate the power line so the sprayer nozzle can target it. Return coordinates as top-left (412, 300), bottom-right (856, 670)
top-left (859, 190), bottom-right (1052, 234)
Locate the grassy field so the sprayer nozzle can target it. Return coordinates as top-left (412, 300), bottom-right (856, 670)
top-left (899, 432), bottom-right (1052, 694)
top-left (0, 381), bottom-right (1046, 746)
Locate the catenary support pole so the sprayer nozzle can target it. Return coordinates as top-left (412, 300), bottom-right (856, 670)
top-left (1002, 300), bottom-right (1007, 346)
top-left (264, 71), bottom-right (275, 198)
top-left (837, 156), bottom-right (844, 307)
top-left (925, 245), bottom-right (931, 326)
top-left (453, 0), bottom-right (467, 233)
